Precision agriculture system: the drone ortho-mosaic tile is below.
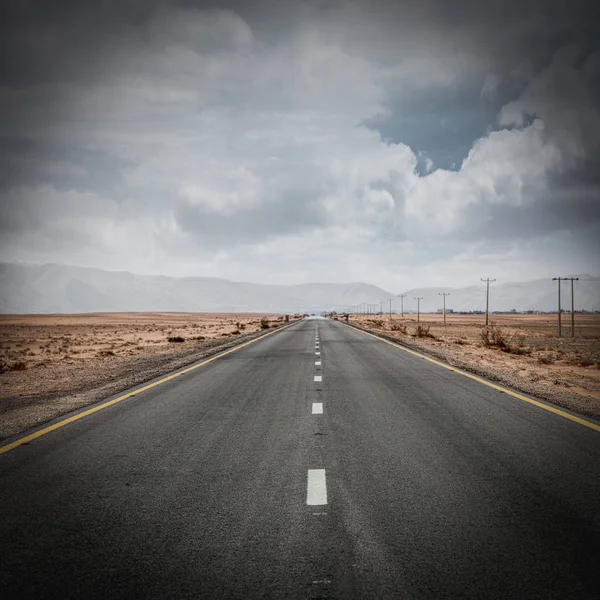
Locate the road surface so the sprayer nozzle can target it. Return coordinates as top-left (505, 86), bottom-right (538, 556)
top-left (1, 317), bottom-right (599, 599)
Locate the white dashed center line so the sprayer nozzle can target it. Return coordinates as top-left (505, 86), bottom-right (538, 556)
top-left (315, 361), bottom-right (321, 366)
top-left (315, 351), bottom-right (320, 356)
top-left (314, 375), bottom-right (322, 382)
top-left (306, 469), bottom-right (327, 505)
top-left (312, 402), bottom-right (323, 414)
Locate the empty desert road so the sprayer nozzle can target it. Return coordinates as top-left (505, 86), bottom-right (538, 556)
top-left (1, 317), bottom-right (599, 599)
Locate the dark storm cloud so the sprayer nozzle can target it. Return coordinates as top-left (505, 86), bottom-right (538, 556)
top-left (0, 136), bottom-right (134, 195)
top-left (0, 0), bottom-right (598, 286)
top-left (174, 186), bottom-right (328, 247)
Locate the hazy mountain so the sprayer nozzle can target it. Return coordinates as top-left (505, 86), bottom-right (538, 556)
top-left (400, 277), bottom-right (600, 314)
top-left (1, 263), bottom-right (598, 314)
top-left (0, 263), bottom-right (394, 314)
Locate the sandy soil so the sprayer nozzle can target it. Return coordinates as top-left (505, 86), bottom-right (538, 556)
top-left (343, 313), bottom-right (600, 421)
top-left (0, 313), bottom-right (296, 440)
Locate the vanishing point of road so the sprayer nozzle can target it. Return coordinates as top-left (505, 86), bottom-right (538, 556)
top-left (1, 318), bottom-right (599, 599)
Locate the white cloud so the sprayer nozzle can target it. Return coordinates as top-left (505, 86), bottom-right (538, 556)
top-left (0, 3), bottom-right (598, 289)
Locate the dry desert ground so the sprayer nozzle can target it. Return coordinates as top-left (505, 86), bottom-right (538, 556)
top-left (346, 313), bottom-right (600, 421)
top-left (0, 312), bottom-right (294, 439)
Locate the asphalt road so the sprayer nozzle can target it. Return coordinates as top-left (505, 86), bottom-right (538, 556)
top-left (1, 318), bottom-right (599, 599)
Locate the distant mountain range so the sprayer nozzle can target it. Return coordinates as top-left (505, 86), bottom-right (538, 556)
top-left (0, 262), bottom-right (394, 314)
top-left (400, 278), bottom-right (600, 314)
top-left (0, 262), bottom-right (598, 314)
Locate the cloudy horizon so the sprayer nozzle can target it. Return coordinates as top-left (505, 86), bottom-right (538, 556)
top-left (1, 0), bottom-right (599, 291)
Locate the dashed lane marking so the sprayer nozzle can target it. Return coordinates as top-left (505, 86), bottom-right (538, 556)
top-left (312, 403), bottom-right (323, 414)
top-left (307, 469), bottom-right (327, 505)
top-left (314, 375), bottom-right (322, 382)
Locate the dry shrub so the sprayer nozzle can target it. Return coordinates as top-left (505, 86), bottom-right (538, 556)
top-left (579, 358), bottom-right (594, 368)
top-left (369, 319), bottom-right (384, 328)
top-left (538, 355), bottom-right (554, 365)
top-left (260, 317), bottom-right (270, 329)
top-left (9, 361), bottom-right (27, 371)
top-left (167, 336), bottom-right (185, 343)
top-left (415, 324), bottom-right (435, 338)
top-left (480, 323), bottom-right (506, 348)
top-left (391, 322), bottom-right (407, 334)
top-left (231, 330), bottom-right (241, 335)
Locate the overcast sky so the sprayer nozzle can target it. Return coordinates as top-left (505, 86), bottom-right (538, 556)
top-left (1, 0), bottom-right (599, 290)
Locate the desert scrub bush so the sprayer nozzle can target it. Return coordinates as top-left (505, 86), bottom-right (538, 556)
top-left (167, 336), bottom-right (185, 343)
top-left (260, 317), bottom-right (270, 329)
top-left (369, 319), bottom-right (384, 328)
top-left (9, 361), bottom-right (27, 371)
top-left (538, 355), bottom-right (554, 365)
top-left (480, 323), bottom-right (507, 348)
top-left (390, 322), bottom-right (407, 334)
top-left (415, 324), bottom-right (435, 338)
top-left (231, 330), bottom-right (241, 335)
top-left (192, 336), bottom-right (206, 341)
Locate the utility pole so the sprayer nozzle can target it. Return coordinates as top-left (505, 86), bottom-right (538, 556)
top-left (438, 292), bottom-right (450, 326)
top-left (554, 277), bottom-right (579, 337)
top-left (568, 277), bottom-right (579, 337)
top-left (414, 297), bottom-right (423, 323)
top-left (389, 298), bottom-right (392, 319)
top-left (398, 293), bottom-right (407, 317)
top-left (379, 300), bottom-right (383, 315)
top-left (481, 278), bottom-right (496, 326)
top-left (552, 277), bottom-right (562, 337)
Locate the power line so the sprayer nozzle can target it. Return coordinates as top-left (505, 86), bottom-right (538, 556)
top-left (397, 293), bottom-right (407, 317)
top-left (414, 297), bottom-right (423, 323)
top-left (438, 292), bottom-right (450, 326)
top-left (480, 278), bottom-right (496, 326)
top-left (553, 277), bottom-right (579, 337)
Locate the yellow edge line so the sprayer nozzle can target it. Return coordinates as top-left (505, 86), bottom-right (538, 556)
top-left (343, 321), bottom-right (600, 433)
top-left (0, 321), bottom-right (299, 455)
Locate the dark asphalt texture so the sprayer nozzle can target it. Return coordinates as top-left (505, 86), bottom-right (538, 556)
top-left (0, 318), bottom-right (599, 599)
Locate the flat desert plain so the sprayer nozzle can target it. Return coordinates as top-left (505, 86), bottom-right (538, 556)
top-left (0, 312), bottom-right (292, 439)
top-left (348, 313), bottom-right (600, 421)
